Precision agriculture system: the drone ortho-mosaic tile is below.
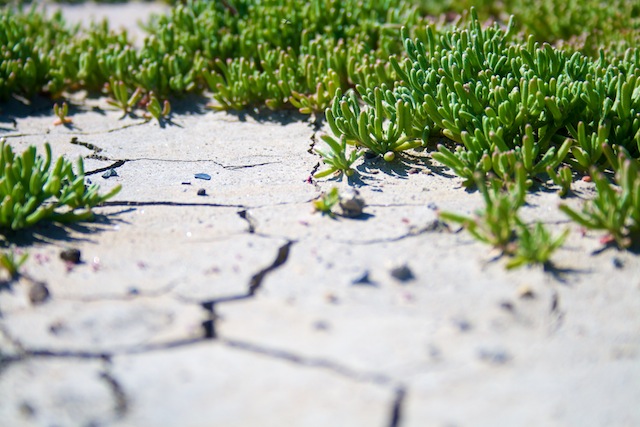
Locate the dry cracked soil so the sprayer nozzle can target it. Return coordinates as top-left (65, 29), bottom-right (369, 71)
top-left (0, 3), bottom-right (639, 427)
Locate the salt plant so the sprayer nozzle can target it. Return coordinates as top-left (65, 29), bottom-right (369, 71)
top-left (560, 156), bottom-right (640, 248)
top-left (440, 165), bottom-right (568, 268)
top-left (0, 138), bottom-right (121, 232)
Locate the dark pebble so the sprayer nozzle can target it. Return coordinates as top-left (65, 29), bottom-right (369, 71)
top-left (60, 248), bottom-right (81, 264)
top-left (390, 264), bottom-right (415, 282)
top-left (313, 320), bottom-right (330, 331)
top-left (194, 173), bottom-right (211, 180)
top-left (102, 169), bottom-right (118, 179)
top-left (197, 188), bottom-right (207, 196)
top-left (612, 257), bottom-right (624, 269)
top-left (28, 281), bottom-right (50, 305)
top-left (351, 270), bottom-right (374, 285)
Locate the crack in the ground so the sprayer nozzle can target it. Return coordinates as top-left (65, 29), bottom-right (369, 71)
top-left (221, 337), bottom-right (397, 387)
top-left (248, 240), bottom-right (294, 296)
top-left (99, 200), bottom-right (245, 208)
top-left (338, 219), bottom-right (451, 245)
top-left (100, 358), bottom-right (129, 418)
top-left (237, 209), bottom-right (257, 233)
top-left (388, 386), bottom-right (407, 427)
top-left (86, 159), bottom-right (127, 176)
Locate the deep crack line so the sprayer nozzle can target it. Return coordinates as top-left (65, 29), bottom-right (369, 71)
top-left (86, 159), bottom-right (127, 176)
top-left (237, 209), bottom-right (257, 233)
top-left (388, 386), bottom-right (407, 427)
top-left (248, 240), bottom-right (294, 295)
top-left (98, 201), bottom-right (245, 208)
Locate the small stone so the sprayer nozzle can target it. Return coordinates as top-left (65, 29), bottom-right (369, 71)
top-left (339, 188), bottom-right (365, 218)
top-left (28, 281), bottom-right (50, 305)
top-left (101, 169), bottom-right (118, 179)
top-left (194, 173), bottom-right (211, 180)
top-left (499, 301), bottom-right (515, 312)
top-left (452, 317), bottom-right (472, 332)
top-left (60, 248), bottom-right (81, 264)
top-left (351, 270), bottom-right (374, 285)
top-left (390, 264), bottom-right (414, 282)
top-left (407, 167), bottom-right (420, 174)
top-left (313, 320), bottom-right (330, 331)
top-left (518, 285), bottom-right (536, 299)
top-left (612, 257), bottom-right (624, 269)
top-left (197, 188), bottom-right (207, 196)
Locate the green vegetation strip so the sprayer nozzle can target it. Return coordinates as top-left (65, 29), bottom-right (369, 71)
top-left (1, 0), bottom-right (640, 272)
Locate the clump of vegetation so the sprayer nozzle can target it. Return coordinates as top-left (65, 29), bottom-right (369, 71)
top-left (313, 187), bottom-right (340, 217)
top-left (439, 166), bottom-right (568, 268)
top-left (0, 138), bottom-right (121, 232)
top-left (560, 157), bottom-right (640, 249)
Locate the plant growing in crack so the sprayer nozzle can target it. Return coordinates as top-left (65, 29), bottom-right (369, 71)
top-left (314, 134), bottom-right (363, 178)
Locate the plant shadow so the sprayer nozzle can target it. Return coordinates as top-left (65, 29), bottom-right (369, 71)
top-left (0, 208), bottom-right (134, 248)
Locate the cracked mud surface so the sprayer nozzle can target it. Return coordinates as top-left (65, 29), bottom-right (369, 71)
top-left (1, 4), bottom-right (640, 427)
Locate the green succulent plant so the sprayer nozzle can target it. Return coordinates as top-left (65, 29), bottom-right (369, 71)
top-left (0, 248), bottom-right (28, 280)
top-left (439, 165), bottom-right (567, 268)
top-left (0, 138), bottom-right (121, 232)
top-left (560, 156), bottom-right (640, 248)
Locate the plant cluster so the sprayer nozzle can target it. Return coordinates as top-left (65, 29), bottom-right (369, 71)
top-left (439, 166), bottom-right (568, 268)
top-left (0, 138), bottom-right (121, 232)
top-left (2, 0), bottom-right (640, 260)
top-left (560, 156), bottom-right (640, 249)
top-left (1, 0), bottom-right (424, 112)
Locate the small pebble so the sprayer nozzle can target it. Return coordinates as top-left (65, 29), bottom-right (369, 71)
top-left (499, 301), bottom-right (515, 312)
top-left (102, 169), bottom-right (118, 179)
top-left (612, 257), bottom-right (624, 269)
top-left (407, 167), bottom-right (420, 174)
top-left (313, 320), bottom-right (330, 331)
top-left (452, 317), bottom-right (472, 332)
top-left (339, 188), bottom-right (365, 218)
top-left (518, 285), bottom-right (536, 299)
top-left (197, 188), bottom-right (207, 196)
top-left (194, 173), bottom-right (211, 180)
top-left (351, 270), bottom-right (374, 285)
top-left (390, 264), bottom-right (415, 282)
top-left (60, 248), bottom-right (81, 264)
top-left (28, 281), bottom-right (50, 305)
